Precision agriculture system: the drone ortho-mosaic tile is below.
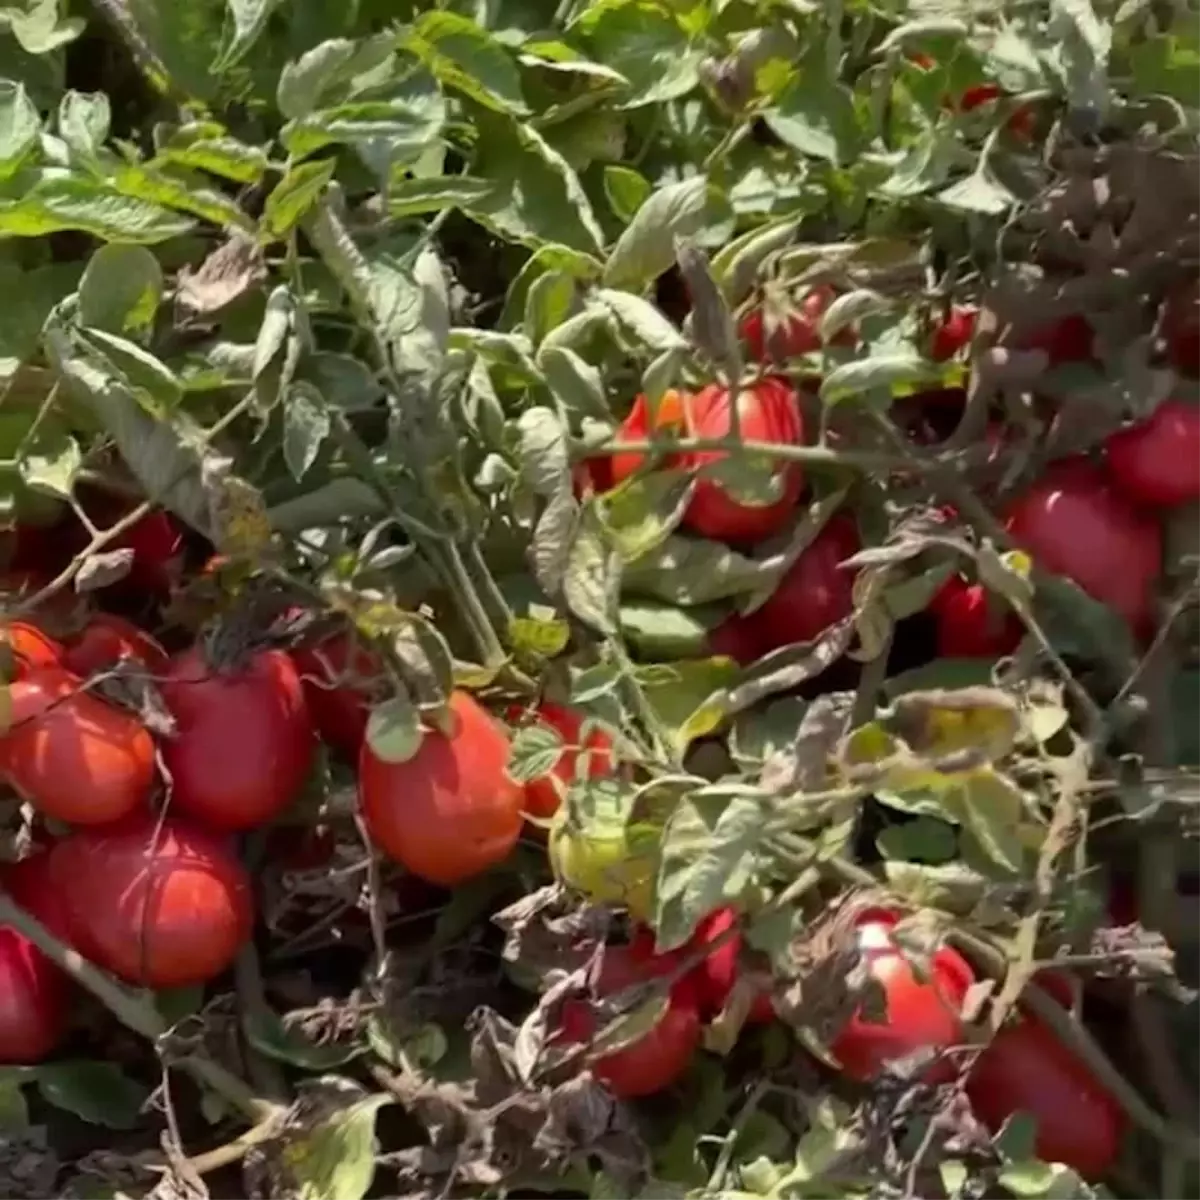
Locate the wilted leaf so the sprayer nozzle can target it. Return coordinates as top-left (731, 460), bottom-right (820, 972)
top-left (243, 1009), bottom-right (363, 1070)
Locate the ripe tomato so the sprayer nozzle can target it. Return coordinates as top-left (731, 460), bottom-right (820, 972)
top-left (1105, 399), bottom-right (1200, 509)
top-left (291, 630), bottom-right (384, 760)
top-left (507, 701), bottom-right (614, 820)
top-left (0, 925), bottom-right (67, 1063)
top-left (611, 380), bottom-right (805, 544)
top-left (756, 515), bottom-right (860, 652)
top-left (966, 1003), bottom-right (1124, 1178)
top-left (1163, 278), bottom-right (1199, 376)
top-left (359, 690), bottom-right (524, 886)
top-left (75, 495), bottom-right (185, 597)
top-left (556, 942), bottom-right (701, 1098)
top-left (707, 614), bottom-right (763, 665)
top-left (741, 285), bottom-right (857, 363)
top-left (5, 853), bottom-right (73, 942)
top-left (930, 305), bottom-right (978, 361)
top-left (572, 456), bottom-right (614, 498)
top-left (47, 814), bottom-right (253, 989)
top-left (830, 908), bottom-right (974, 1082)
top-left (929, 576), bottom-right (1022, 658)
top-left (63, 614), bottom-right (169, 677)
top-left (0, 621), bottom-right (64, 680)
top-left (1, 666), bottom-right (155, 825)
top-left (1017, 314), bottom-right (1094, 365)
top-left (1003, 459), bottom-right (1161, 632)
top-left (159, 647), bottom-right (313, 832)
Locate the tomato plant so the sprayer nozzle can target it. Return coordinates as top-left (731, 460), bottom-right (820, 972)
top-left (1003, 459), bottom-right (1161, 633)
top-left (0, 924), bottom-right (67, 1064)
top-left (929, 576), bottom-right (1022, 658)
top-left (611, 379), bottom-right (805, 544)
top-left (755, 516), bottom-right (860, 652)
top-left (63, 613), bottom-right (169, 677)
top-left (509, 701), bottom-right (614, 819)
top-left (741, 285), bottom-right (856, 362)
top-left (359, 690), bottom-right (525, 886)
top-left (1104, 399), bottom-right (1200, 509)
top-left (830, 908), bottom-right (974, 1081)
top-left (0, 621), bottom-right (64, 680)
top-left (159, 647), bottom-right (313, 831)
top-left (291, 629), bottom-right (385, 760)
top-left (1, 665), bottom-right (155, 825)
top-left (966, 1003), bottom-right (1124, 1179)
top-left (47, 814), bottom-right (253, 989)
top-left (556, 942), bottom-right (701, 1098)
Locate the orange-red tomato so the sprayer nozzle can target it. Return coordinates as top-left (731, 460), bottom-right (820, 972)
top-left (1163, 279), bottom-right (1199, 376)
top-left (1003, 459), bottom-right (1161, 633)
top-left (0, 621), bottom-right (64, 680)
top-left (830, 908), bottom-right (974, 1082)
top-left (291, 631), bottom-right (384, 760)
top-left (966, 983), bottom-right (1124, 1179)
top-left (1105, 399), bottom-right (1200, 510)
top-left (557, 942), bottom-right (701, 1098)
top-left (0, 666), bottom-right (155, 825)
top-left (159, 648), bottom-right (313, 832)
top-left (48, 814), bottom-right (253, 989)
top-left (929, 576), bottom-right (1022, 658)
top-left (0, 924), bottom-right (67, 1063)
top-left (63, 614), bottom-right (169, 677)
top-left (756, 516), bottom-right (861, 652)
top-left (611, 381), bottom-right (805, 545)
top-left (930, 305), bottom-right (978, 361)
top-left (508, 701), bottom-right (614, 820)
top-left (359, 690), bottom-right (525, 886)
top-left (741, 285), bottom-right (857, 363)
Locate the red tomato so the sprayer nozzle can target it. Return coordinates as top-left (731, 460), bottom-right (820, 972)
top-left (507, 701), bottom-right (613, 820)
top-left (1105, 399), bottom-right (1200, 509)
top-left (1003, 460), bottom-right (1161, 632)
top-left (359, 690), bottom-right (525, 886)
top-left (755, 516), bottom-right (860, 652)
top-left (572, 457), bottom-right (614, 498)
top-left (63, 614), bottom-right (169, 677)
top-left (5, 853), bottom-right (73, 942)
top-left (929, 576), bottom-right (1022, 658)
top-left (159, 648), bottom-right (313, 832)
top-left (830, 908), bottom-right (974, 1082)
top-left (291, 631), bottom-right (384, 760)
top-left (0, 666), bottom-right (155, 825)
top-left (557, 942), bottom-right (701, 1098)
top-left (47, 814), bottom-right (253, 989)
top-left (930, 305), bottom-right (978, 361)
top-left (741, 285), bottom-right (857, 363)
top-left (707, 614), bottom-right (764, 665)
top-left (0, 621), bottom-right (64, 680)
top-left (1017, 314), bottom-right (1094, 365)
top-left (966, 1005), bottom-right (1124, 1178)
top-left (1163, 279), bottom-right (1199, 376)
top-left (611, 381), bottom-right (805, 544)
top-left (0, 925), bottom-right (67, 1063)
top-left (76, 500), bottom-right (185, 597)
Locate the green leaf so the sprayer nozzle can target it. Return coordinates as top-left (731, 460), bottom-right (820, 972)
top-left (242, 1008), bottom-right (362, 1070)
top-left (563, 510), bottom-right (620, 634)
top-left (876, 815), bottom-right (958, 864)
top-left (77, 244), bottom-right (163, 336)
top-left (215, 0), bottom-right (287, 70)
top-left (277, 34), bottom-right (398, 120)
top-left (0, 81), bottom-right (41, 179)
top-left (34, 1061), bottom-right (149, 1130)
top-left (517, 405), bottom-right (571, 497)
top-left (57, 90), bottom-right (109, 160)
top-left (468, 111), bottom-right (604, 254)
top-left (0, 1072), bottom-right (30, 1129)
top-left (523, 268), bottom-right (577, 347)
top-left (766, 72), bottom-right (861, 166)
top-left (111, 163), bottom-right (252, 231)
top-left (404, 12), bottom-right (528, 115)
top-left (618, 601), bottom-right (715, 660)
top-left (1127, 30), bottom-right (1200, 106)
top-left (75, 327), bottom-right (183, 409)
top-left (820, 354), bottom-right (937, 404)
top-left (636, 657), bottom-right (740, 757)
top-left (573, 0), bottom-right (701, 107)
top-left (624, 535), bottom-right (772, 604)
top-left (387, 174), bottom-right (492, 218)
top-left (154, 125), bottom-right (268, 184)
top-left (603, 164), bottom-right (651, 222)
top-left (282, 85), bottom-right (445, 162)
top-left (263, 158), bottom-right (336, 240)
top-left (603, 177), bottom-right (709, 291)
top-left (280, 1092), bottom-right (393, 1200)
top-left (507, 721), bottom-right (565, 783)
top-left (537, 344), bottom-right (609, 421)
top-left (19, 426), bottom-right (79, 497)
top-left (365, 693), bottom-right (423, 764)
top-left (7, 0), bottom-right (84, 55)
top-left (593, 288), bottom-right (687, 352)
top-left (283, 382), bottom-right (331, 481)
top-left (596, 468), bottom-right (694, 561)
top-left (952, 769), bottom-right (1029, 875)
top-left (936, 167), bottom-right (1018, 216)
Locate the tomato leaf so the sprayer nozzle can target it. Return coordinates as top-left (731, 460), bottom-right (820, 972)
top-left (242, 1008), bottom-right (363, 1071)
top-left (34, 1061), bottom-right (148, 1130)
top-left (602, 178), bottom-right (710, 292)
top-left (276, 1088), bottom-right (393, 1200)
top-left (77, 244), bottom-right (163, 336)
top-left (507, 721), bottom-right (565, 783)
